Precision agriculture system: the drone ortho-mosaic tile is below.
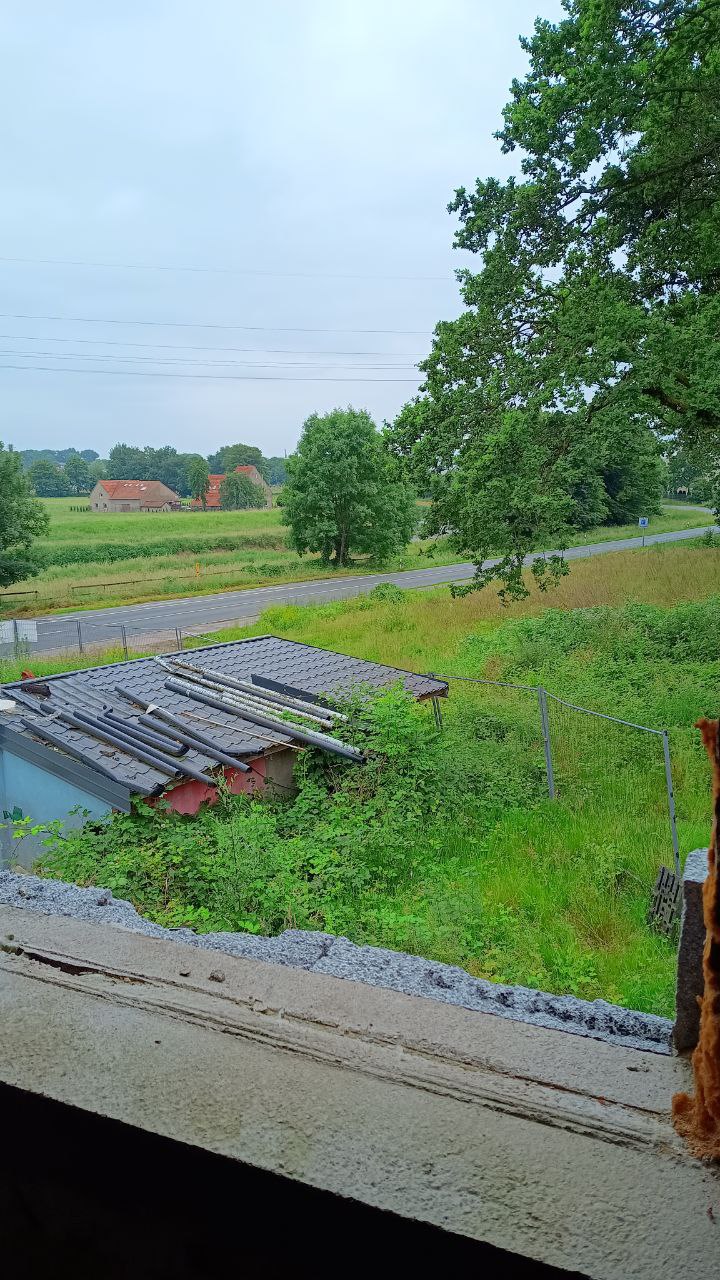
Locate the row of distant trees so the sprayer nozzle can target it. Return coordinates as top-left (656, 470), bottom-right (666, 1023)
top-left (20, 442), bottom-right (288, 498)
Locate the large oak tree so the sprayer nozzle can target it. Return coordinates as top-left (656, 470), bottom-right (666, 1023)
top-left (389, 0), bottom-right (720, 599)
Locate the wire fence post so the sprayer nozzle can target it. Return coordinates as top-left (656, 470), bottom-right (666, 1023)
top-left (662, 729), bottom-right (681, 878)
top-left (76, 620), bottom-right (84, 654)
top-left (431, 695), bottom-right (443, 731)
top-left (12, 619), bottom-right (19, 655)
top-left (121, 625), bottom-right (128, 660)
top-left (175, 627), bottom-right (182, 651)
top-left (538, 686), bottom-right (555, 799)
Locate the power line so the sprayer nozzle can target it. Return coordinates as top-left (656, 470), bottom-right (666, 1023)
top-left (0, 310), bottom-right (432, 336)
top-left (0, 347), bottom-right (419, 371)
top-left (0, 362), bottom-right (421, 383)
top-left (0, 331), bottom-right (428, 359)
top-left (0, 253), bottom-right (453, 283)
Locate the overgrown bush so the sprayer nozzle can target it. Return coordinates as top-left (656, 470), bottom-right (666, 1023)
top-left (32, 685), bottom-right (541, 942)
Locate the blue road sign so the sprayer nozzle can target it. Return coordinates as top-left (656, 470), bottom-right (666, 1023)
top-left (638, 517), bottom-right (649, 528)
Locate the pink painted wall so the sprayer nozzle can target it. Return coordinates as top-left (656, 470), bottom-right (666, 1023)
top-left (162, 759), bottom-right (266, 816)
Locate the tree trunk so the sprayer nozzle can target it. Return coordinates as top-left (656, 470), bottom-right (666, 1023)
top-left (335, 525), bottom-right (349, 566)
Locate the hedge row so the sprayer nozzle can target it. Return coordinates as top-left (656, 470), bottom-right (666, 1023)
top-left (37, 532), bottom-right (288, 567)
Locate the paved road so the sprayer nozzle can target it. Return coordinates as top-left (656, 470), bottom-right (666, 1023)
top-left (7, 522), bottom-right (717, 655)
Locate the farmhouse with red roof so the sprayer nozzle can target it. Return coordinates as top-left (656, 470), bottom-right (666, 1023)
top-left (90, 479), bottom-right (181, 512)
top-left (192, 464), bottom-right (273, 510)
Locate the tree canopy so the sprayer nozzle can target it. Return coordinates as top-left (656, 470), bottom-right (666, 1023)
top-left (19, 448), bottom-right (98, 469)
top-left (28, 459), bottom-right (71, 498)
top-left (0, 443), bottom-right (50, 587)
top-left (106, 444), bottom-right (207, 496)
top-left (63, 455), bottom-right (93, 495)
top-left (283, 408), bottom-right (416, 566)
top-left (207, 443), bottom-right (270, 480)
top-left (266, 455), bottom-right (288, 485)
top-left (188, 457), bottom-right (210, 507)
top-left (218, 470), bottom-right (267, 509)
top-left (388, 0), bottom-right (720, 599)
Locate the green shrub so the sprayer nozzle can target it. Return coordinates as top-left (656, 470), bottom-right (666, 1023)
top-left (368, 583), bottom-right (406, 604)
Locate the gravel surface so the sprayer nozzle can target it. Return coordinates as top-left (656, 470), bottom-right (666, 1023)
top-left (0, 870), bottom-right (674, 1053)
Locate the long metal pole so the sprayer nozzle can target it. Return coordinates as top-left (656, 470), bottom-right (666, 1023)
top-left (163, 677), bottom-right (364, 762)
top-left (662, 729), bottom-right (681, 879)
top-left (538, 687), bottom-right (555, 799)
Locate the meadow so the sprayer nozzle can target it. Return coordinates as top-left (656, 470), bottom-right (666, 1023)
top-left (0, 496), bottom-right (713, 615)
top-left (8, 538), bottom-right (719, 1018)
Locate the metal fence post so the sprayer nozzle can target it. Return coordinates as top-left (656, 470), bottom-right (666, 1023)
top-left (121, 625), bottom-right (128, 660)
top-left (537, 686), bottom-right (555, 799)
top-left (175, 627), bottom-right (182, 651)
top-left (77, 620), bottom-right (84, 654)
top-left (662, 729), bottom-right (681, 879)
top-left (12, 618), bottom-right (19, 655)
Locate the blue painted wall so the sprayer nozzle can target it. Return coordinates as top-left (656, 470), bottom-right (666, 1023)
top-left (0, 749), bottom-right (110, 869)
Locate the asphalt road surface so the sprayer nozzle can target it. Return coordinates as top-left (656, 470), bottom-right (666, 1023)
top-left (8, 522), bottom-right (717, 655)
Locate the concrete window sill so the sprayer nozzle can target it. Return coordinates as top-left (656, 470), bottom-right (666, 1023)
top-left (1, 905), bottom-right (719, 1278)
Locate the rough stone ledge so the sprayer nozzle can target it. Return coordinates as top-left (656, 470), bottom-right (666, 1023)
top-left (0, 869), bottom-right (673, 1054)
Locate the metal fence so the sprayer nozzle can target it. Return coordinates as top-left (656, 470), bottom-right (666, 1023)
top-left (0, 613), bottom-right (262, 664)
top-left (430, 673), bottom-right (681, 886)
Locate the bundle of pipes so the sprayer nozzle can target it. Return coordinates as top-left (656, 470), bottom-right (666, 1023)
top-left (156, 657), bottom-right (347, 728)
top-left (157, 666), bottom-right (364, 764)
top-left (15, 683), bottom-right (229, 787)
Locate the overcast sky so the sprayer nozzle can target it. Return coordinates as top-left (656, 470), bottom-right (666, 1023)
top-left (1, 0), bottom-right (563, 459)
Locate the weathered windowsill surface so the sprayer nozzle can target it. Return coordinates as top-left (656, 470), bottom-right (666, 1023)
top-left (1, 903), bottom-right (719, 1279)
top-left (0, 870), bottom-right (674, 1053)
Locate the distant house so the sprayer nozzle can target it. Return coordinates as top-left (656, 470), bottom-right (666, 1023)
top-left (90, 480), bottom-right (182, 512)
top-left (192, 465), bottom-right (273, 510)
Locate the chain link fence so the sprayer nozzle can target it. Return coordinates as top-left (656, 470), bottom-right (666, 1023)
top-left (0, 613), bottom-right (262, 665)
top-left (430, 673), bottom-right (682, 927)
top-left (544, 693), bottom-right (679, 876)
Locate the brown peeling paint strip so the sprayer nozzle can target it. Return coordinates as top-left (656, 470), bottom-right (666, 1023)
top-left (672, 718), bottom-right (720, 1160)
top-left (0, 940), bottom-right (151, 984)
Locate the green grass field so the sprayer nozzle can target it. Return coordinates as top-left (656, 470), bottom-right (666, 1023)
top-left (8, 539), bottom-right (719, 1018)
top-left (0, 497), bottom-right (713, 616)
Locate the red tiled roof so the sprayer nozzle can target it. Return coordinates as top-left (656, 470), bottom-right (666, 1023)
top-left (196, 474), bottom-right (223, 509)
top-left (99, 479), bottom-right (180, 505)
top-left (235, 465), bottom-right (263, 479)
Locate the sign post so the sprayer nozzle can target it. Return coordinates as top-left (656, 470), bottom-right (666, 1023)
top-left (638, 516), bottom-right (649, 547)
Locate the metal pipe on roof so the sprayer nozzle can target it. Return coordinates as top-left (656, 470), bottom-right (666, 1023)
top-left (101, 710), bottom-right (189, 757)
top-left (163, 658), bottom-right (347, 723)
top-left (163, 677), bottom-right (364, 763)
top-left (19, 718), bottom-right (159, 796)
top-left (64, 709), bottom-right (183, 778)
top-left (65, 708), bottom-right (217, 786)
top-left (114, 683), bottom-right (286, 753)
top-left (137, 713), bottom-right (250, 772)
top-left (161, 662), bottom-right (335, 728)
top-left (113, 691), bottom-right (284, 747)
top-left (164, 670), bottom-right (334, 735)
